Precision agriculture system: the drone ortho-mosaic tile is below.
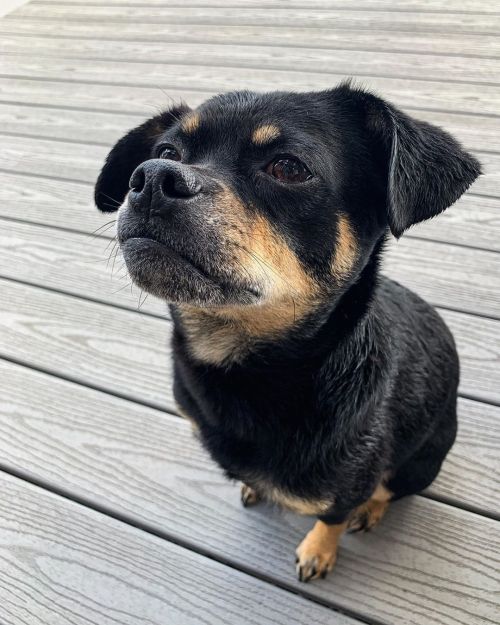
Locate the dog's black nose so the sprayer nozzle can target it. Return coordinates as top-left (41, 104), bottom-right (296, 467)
top-left (128, 159), bottom-right (202, 214)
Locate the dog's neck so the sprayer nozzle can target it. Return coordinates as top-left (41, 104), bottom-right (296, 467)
top-left (172, 238), bottom-right (384, 369)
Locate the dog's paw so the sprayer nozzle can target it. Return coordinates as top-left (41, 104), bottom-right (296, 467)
top-left (348, 499), bottom-right (388, 533)
top-left (240, 483), bottom-right (261, 508)
top-left (295, 544), bottom-right (337, 582)
top-left (295, 521), bottom-right (345, 582)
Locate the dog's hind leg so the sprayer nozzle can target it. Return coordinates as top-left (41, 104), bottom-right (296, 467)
top-left (347, 483), bottom-right (392, 533)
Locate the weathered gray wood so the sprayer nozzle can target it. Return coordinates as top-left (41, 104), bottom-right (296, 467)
top-left (384, 237), bottom-right (500, 319)
top-left (0, 278), bottom-right (174, 410)
top-left (408, 194), bottom-right (500, 252)
top-left (0, 277), bottom-right (498, 412)
top-left (1, 99), bottom-right (499, 154)
top-left (0, 216), bottom-right (167, 316)
top-left (0, 362), bottom-right (498, 625)
top-left (2, 18), bottom-right (500, 58)
top-left (3, 36), bottom-right (500, 85)
top-left (10, 5), bottom-right (500, 36)
top-left (430, 396), bottom-right (500, 515)
top-left (2, 56), bottom-right (500, 117)
top-left (0, 472), bottom-right (359, 625)
top-left (2, 217), bottom-right (498, 320)
top-left (26, 0), bottom-right (500, 12)
top-left (2, 171), bottom-right (499, 252)
top-left (0, 171), bottom-right (114, 234)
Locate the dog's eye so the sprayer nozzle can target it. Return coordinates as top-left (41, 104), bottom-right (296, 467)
top-left (265, 157), bottom-right (312, 183)
top-left (158, 145), bottom-right (181, 161)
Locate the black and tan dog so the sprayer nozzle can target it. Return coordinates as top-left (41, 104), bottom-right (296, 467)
top-left (94, 83), bottom-right (480, 582)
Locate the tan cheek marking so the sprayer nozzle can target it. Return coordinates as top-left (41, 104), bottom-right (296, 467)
top-left (251, 124), bottom-right (281, 145)
top-left (246, 213), bottom-right (317, 302)
top-left (177, 190), bottom-right (320, 364)
top-left (331, 213), bottom-right (358, 279)
top-left (181, 112), bottom-right (201, 134)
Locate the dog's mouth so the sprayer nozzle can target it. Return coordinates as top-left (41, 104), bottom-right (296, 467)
top-left (120, 235), bottom-right (261, 306)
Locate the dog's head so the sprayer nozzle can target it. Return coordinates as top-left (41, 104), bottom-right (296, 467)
top-left (95, 83), bottom-right (480, 324)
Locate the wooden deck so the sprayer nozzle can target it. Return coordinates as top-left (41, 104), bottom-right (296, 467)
top-left (0, 1), bottom-right (499, 624)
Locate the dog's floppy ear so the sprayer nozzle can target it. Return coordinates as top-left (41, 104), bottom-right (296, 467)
top-left (350, 87), bottom-right (481, 237)
top-left (94, 104), bottom-right (190, 211)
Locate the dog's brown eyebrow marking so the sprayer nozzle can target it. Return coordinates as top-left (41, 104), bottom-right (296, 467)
top-left (181, 112), bottom-right (201, 134)
top-left (251, 124), bottom-right (281, 145)
top-left (331, 213), bottom-right (358, 279)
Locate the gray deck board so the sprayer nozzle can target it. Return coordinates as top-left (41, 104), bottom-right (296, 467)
top-left (0, 361), bottom-right (498, 625)
top-left (3, 36), bottom-right (500, 84)
top-left (2, 56), bottom-right (500, 116)
top-left (1, 0), bottom-right (499, 623)
top-left (10, 5), bottom-right (500, 35)
top-left (2, 18), bottom-right (500, 57)
top-left (0, 471), bottom-right (359, 625)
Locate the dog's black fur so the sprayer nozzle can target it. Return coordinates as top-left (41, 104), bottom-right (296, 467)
top-left (95, 83), bottom-right (480, 579)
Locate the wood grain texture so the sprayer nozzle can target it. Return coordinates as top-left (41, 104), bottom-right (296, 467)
top-left (2, 18), bottom-right (500, 58)
top-left (9, 5), bottom-right (500, 36)
top-left (0, 472), bottom-right (358, 625)
top-left (429, 396), bottom-right (500, 514)
top-left (0, 278), bottom-right (174, 411)
top-left (1, 99), bottom-right (499, 154)
top-left (3, 36), bottom-right (500, 85)
top-left (384, 236), bottom-right (500, 319)
top-left (0, 276), bottom-right (498, 414)
top-left (0, 218), bottom-right (166, 316)
top-left (2, 56), bottom-right (500, 117)
top-left (0, 361), bottom-right (498, 625)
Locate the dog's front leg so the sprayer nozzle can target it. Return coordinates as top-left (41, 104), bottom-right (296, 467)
top-left (295, 519), bottom-right (348, 582)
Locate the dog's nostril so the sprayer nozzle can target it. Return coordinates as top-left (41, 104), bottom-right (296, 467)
top-left (129, 168), bottom-right (145, 192)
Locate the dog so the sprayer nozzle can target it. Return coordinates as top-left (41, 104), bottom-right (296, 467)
top-left (94, 82), bottom-right (480, 582)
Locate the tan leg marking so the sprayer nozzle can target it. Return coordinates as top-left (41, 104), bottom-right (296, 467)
top-left (295, 520), bottom-right (348, 582)
top-left (240, 484), bottom-right (262, 508)
top-left (348, 483), bottom-right (392, 533)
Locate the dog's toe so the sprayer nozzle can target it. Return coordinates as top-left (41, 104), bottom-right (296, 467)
top-left (295, 549), bottom-right (336, 582)
top-left (295, 535), bottom-right (337, 582)
top-left (240, 484), bottom-right (261, 507)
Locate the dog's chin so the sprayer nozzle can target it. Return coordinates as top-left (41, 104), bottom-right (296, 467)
top-left (120, 237), bottom-right (261, 307)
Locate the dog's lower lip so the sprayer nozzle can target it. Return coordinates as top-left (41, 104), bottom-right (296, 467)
top-left (124, 236), bottom-right (215, 280)
top-left (123, 236), bottom-right (260, 298)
